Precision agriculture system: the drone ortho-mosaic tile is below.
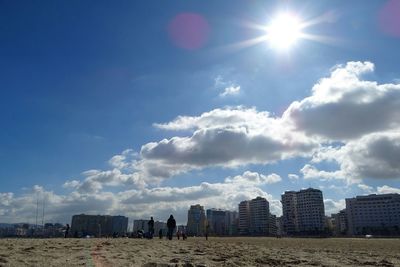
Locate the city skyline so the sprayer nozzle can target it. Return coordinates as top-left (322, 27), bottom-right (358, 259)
top-left (1, 1), bottom-right (400, 225)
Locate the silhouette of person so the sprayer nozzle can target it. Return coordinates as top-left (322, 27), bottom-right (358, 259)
top-left (167, 215), bottom-right (176, 240)
top-left (148, 217), bottom-right (155, 239)
top-left (64, 224), bottom-right (70, 238)
top-left (176, 230), bottom-right (180, 240)
top-left (159, 228), bottom-right (163, 239)
top-left (205, 222), bottom-right (209, 240)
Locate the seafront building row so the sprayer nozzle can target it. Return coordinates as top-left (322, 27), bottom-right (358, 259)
top-left (1, 189), bottom-right (399, 237)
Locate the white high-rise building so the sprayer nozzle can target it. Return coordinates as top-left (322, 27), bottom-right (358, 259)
top-left (281, 188), bottom-right (325, 235)
top-left (346, 193), bottom-right (400, 236)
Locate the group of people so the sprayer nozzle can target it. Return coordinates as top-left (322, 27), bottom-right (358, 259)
top-left (146, 215), bottom-right (186, 240)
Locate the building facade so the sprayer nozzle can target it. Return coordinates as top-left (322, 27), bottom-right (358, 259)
top-left (206, 209), bottom-right (227, 236)
top-left (238, 200), bottom-right (250, 235)
top-left (249, 197), bottom-right (270, 235)
top-left (346, 193), bottom-right (400, 236)
top-left (332, 209), bottom-right (347, 236)
top-left (186, 204), bottom-right (206, 236)
top-left (281, 188), bottom-right (325, 235)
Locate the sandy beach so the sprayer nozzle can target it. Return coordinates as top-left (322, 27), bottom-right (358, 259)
top-left (0, 237), bottom-right (399, 266)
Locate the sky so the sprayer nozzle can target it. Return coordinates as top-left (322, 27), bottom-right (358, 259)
top-left (1, 0), bottom-right (400, 225)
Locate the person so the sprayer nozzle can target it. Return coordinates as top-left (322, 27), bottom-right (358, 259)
top-left (159, 228), bottom-right (163, 239)
top-left (64, 224), bottom-right (70, 238)
top-left (176, 230), bottom-right (180, 240)
top-left (148, 217), bottom-right (155, 239)
top-left (167, 214), bottom-right (176, 240)
top-left (205, 222), bottom-right (209, 241)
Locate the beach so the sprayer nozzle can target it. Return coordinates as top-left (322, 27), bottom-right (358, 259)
top-left (0, 237), bottom-right (399, 266)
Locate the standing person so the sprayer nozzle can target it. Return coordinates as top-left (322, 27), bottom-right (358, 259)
top-left (158, 228), bottom-right (163, 239)
top-left (176, 230), bottom-right (180, 240)
top-left (205, 222), bottom-right (209, 241)
top-left (64, 224), bottom-right (70, 238)
top-left (167, 215), bottom-right (176, 240)
top-left (148, 217), bottom-right (155, 239)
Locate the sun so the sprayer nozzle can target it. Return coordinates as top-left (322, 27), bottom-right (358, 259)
top-left (265, 13), bottom-right (303, 51)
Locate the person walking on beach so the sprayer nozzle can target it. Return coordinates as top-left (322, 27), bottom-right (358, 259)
top-left (167, 215), bottom-right (176, 240)
top-left (148, 217), bottom-right (155, 239)
top-left (64, 224), bottom-right (70, 238)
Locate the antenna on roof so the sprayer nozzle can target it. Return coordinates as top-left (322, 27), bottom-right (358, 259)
top-left (35, 192), bottom-right (39, 230)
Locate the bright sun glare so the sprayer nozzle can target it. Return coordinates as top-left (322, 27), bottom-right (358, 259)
top-left (265, 13), bottom-right (303, 50)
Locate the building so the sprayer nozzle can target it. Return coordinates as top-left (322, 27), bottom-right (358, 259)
top-left (71, 214), bottom-right (128, 237)
top-left (268, 213), bottom-right (278, 236)
top-left (238, 197), bottom-right (273, 236)
top-left (346, 193), bottom-right (400, 236)
top-left (281, 188), bottom-right (325, 235)
top-left (206, 209), bottom-right (227, 236)
top-left (332, 209), bottom-right (347, 236)
top-left (281, 191), bottom-right (298, 235)
top-left (238, 200), bottom-right (250, 235)
top-left (249, 197), bottom-right (269, 235)
top-left (225, 210), bottom-right (239, 236)
top-left (186, 204), bottom-right (207, 236)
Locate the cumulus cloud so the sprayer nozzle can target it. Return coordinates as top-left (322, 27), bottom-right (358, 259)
top-left (144, 107), bottom-right (317, 180)
top-left (220, 85), bottom-right (241, 97)
top-left (284, 61), bottom-right (400, 140)
top-left (288, 174), bottom-right (299, 181)
top-left (324, 198), bottom-right (345, 215)
top-left (376, 185), bottom-right (400, 194)
top-left (225, 171), bottom-right (282, 185)
top-left (0, 170), bottom-right (283, 224)
top-left (300, 164), bottom-right (344, 181)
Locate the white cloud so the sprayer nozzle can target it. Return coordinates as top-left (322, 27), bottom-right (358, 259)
top-left (324, 199), bottom-right (345, 215)
top-left (220, 85), bottom-right (241, 97)
top-left (0, 170), bottom-right (283, 224)
top-left (225, 171), bottom-right (282, 185)
top-left (376, 185), bottom-right (400, 194)
top-left (288, 174), bottom-right (299, 180)
top-left (284, 61), bottom-right (400, 140)
top-left (357, 184), bottom-right (374, 194)
top-left (300, 164), bottom-right (345, 181)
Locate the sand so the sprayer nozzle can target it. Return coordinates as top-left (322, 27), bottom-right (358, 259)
top-left (0, 237), bottom-right (399, 266)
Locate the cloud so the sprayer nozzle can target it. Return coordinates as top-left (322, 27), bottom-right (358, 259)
top-left (300, 164), bottom-right (344, 181)
top-left (0, 170), bottom-right (283, 224)
top-left (220, 86), bottom-right (241, 97)
top-left (324, 198), bottom-right (345, 215)
top-left (225, 171), bottom-right (282, 185)
top-left (357, 184), bottom-right (374, 194)
top-left (376, 185), bottom-right (400, 194)
top-left (144, 107), bottom-right (317, 180)
top-left (288, 174), bottom-right (299, 180)
top-left (284, 61), bottom-right (400, 140)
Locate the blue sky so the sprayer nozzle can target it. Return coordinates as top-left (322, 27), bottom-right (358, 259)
top-left (1, 0), bottom-right (400, 224)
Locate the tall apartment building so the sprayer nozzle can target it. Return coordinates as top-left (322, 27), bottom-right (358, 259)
top-left (225, 210), bottom-right (239, 236)
top-left (186, 204), bottom-right (206, 236)
top-left (238, 200), bottom-right (250, 235)
top-left (249, 197), bottom-right (270, 235)
top-left (281, 188), bottom-right (325, 235)
top-left (281, 191), bottom-right (298, 235)
top-left (238, 197), bottom-right (271, 236)
top-left (346, 193), bottom-right (400, 236)
top-left (71, 214), bottom-right (128, 237)
top-left (332, 209), bottom-right (347, 236)
top-left (206, 209), bottom-right (227, 236)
